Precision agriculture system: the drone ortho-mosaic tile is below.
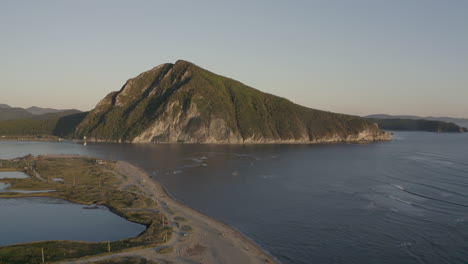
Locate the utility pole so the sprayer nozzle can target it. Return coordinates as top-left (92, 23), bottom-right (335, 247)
top-left (108, 241), bottom-right (111, 253)
top-left (41, 248), bottom-right (45, 263)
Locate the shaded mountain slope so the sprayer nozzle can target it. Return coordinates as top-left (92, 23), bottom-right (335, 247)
top-left (26, 106), bottom-right (65, 115)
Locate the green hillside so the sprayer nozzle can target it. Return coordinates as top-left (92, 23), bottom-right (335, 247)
top-left (0, 111), bottom-right (86, 137)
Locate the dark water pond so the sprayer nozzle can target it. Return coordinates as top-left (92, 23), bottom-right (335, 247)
top-left (0, 197), bottom-right (146, 246)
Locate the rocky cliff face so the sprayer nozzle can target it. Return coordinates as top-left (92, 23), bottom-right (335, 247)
top-left (76, 60), bottom-right (391, 143)
top-left (132, 101), bottom-right (243, 143)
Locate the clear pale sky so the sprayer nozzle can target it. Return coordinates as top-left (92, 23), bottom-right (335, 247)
top-left (1, 0), bottom-right (467, 118)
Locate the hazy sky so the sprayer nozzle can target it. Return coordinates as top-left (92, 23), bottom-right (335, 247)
top-left (1, 0), bottom-right (467, 117)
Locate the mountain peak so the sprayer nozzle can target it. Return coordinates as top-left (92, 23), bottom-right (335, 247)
top-left (26, 106), bottom-right (64, 115)
top-left (174, 59), bottom-right (195, 66)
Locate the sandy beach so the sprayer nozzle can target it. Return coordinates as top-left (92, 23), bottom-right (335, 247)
top-left (50, 158), bottom-right (280, 264)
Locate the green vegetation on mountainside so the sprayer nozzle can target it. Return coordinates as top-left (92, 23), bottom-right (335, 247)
top-left (0, 119), bottom-right (58, 136)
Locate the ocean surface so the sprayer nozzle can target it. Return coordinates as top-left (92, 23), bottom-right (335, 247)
top-left (0, 132), bottom-right (467, 264)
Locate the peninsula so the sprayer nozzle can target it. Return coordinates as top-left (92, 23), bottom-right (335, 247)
top-left (366, 117), bottom-right (467, 133)
top-left (0, 155), bottom-right (278, 264)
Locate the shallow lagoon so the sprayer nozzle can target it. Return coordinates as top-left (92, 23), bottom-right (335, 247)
top-left (0, 197), bottom-right (146, 246)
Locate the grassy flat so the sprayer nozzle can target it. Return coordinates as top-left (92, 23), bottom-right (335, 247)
top-left (90, 256), bottom-right (158, 264)
top-left (0, 156), bottom-right (170, 264)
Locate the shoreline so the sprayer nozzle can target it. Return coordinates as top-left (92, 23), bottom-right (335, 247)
top-left (0, 133), bottom-right (392, 145)
top-left (119, 160), bottom-right (282, 264)
top-left (77, 134), bottom-right (392, 144)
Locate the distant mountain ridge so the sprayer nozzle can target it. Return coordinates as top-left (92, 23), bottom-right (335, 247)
top-left (26, 106), bottom-right (66, 115)
top-left (75, 60), bottom-right (391, 143)
top-left (0, 107), bottom-right (33, 121)
top-left (0, 104), bottom-right (81, 122)
top-left (367, 118), bottom-right (467, 133)
top-left (0, 105), bottom-right (83, 137)
top-left (366, 114), bottom-right (468, 129)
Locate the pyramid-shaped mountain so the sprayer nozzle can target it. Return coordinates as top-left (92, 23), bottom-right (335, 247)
top-left (76, 60), bottom-right (391, 143)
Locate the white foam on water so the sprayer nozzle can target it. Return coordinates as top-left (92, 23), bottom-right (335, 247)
top-left (387, 195), bottom-right (412, 205)
top-left (398, 242), bottom-right (413, 247)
